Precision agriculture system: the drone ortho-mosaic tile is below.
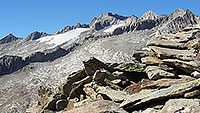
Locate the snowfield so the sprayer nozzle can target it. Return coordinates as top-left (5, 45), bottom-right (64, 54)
top-left (38, 28), bottom-right (90, 47)
top-left (104, 22), bottom-right (125, 33)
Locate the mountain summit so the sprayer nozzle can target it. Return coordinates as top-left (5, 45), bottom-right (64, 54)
top-left (0, 33), bottom-right (21, 44)
top-left (140, 10), bottom-right (159, 21)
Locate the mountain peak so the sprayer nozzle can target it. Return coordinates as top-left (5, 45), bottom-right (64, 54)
top-left (140, 10), bottom-right (158, 21)
top-left (169, 8), bottom-right (186, 19)
top-left (0, 33), bottom-right (21, 44)
top-left (25, 31), bottom-right (49, 41)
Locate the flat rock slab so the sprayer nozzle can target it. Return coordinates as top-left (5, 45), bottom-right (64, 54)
top-left (147, 38), bottom-right (186, 49)
top-left (149, 46), bottom-right (195, 61)
top-left (120, 78), bottom-right (200, 111)
top-left (162, 59), bottom-right (200, 73)
top-left (99, 87), bottom-right (128, 102)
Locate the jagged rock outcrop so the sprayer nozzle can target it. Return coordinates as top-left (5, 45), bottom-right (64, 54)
top-left (0, 33), bottom-right (22, 44)
top-left (25, 31), bottom-right (49, 41)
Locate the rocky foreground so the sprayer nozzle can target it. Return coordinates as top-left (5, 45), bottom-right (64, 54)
top-left (26, 25), bottom-right (200, 113)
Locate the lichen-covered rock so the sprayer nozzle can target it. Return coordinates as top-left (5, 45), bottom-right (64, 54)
top-left (108, 62), bottom-right (146, 72)
top-left (120, 78), bottom-right (200, 111)
top-left (124, 76), bottom-right (195, 95)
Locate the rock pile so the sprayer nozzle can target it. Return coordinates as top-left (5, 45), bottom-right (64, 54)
top-left (27, 25), bottom-right (200, 113)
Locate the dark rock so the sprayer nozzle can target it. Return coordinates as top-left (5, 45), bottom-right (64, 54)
top-left (0, 33), bottom-right (22, 44)
top-left (83, 57), bottom-right (112, 76)
top-left (69, 76), bottom-right (92, 98)
top-left (113, 27), bottom-right (123, 35)
top-left (0, 55), bottom-right (24, 75)
top-left (62, 70), bottom-right (87, 97)
top-left (56, 99), bottom-right (68, 111)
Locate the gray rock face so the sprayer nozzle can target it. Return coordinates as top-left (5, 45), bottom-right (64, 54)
top-left (25, 31), bottom-right (49, 41)
top-left (0, 55), bottom-right (24, 75)
top-left (0, 34), bottom-right (22, 44)
top-left (159, 9), bottom-right (199, 34)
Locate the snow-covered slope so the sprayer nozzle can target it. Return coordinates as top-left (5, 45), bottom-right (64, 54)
top-left (38, 28), bottom-right (90, 47)
top-left (104, 22), bottom-right (125, 33)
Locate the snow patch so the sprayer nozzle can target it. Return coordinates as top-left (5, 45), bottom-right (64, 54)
top-left (38, 28), bottom-right (90, 47)
top-left (104, 22), bottom-right (125, 33)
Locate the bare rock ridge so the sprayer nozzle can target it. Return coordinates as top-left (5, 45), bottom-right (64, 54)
top-left (25, 31), bottom-right (49, 41)
top-left (57, 23), bottom-right (89, 34)
top-left (0, 33), bottom-right (22, 44)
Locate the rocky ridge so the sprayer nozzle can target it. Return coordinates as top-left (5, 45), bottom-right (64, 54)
top-left (0, 33), bottom-right (22, 44)
top-left (26, 25), bottom-right (200, 113)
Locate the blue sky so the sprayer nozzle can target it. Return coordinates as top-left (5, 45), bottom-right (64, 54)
top-left (0, 0), bottom-right (199, 38)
